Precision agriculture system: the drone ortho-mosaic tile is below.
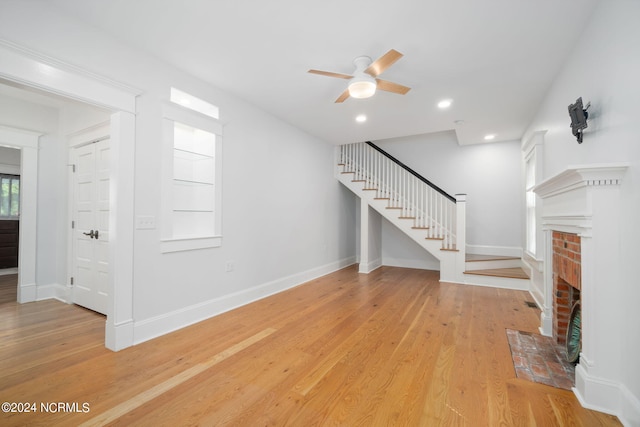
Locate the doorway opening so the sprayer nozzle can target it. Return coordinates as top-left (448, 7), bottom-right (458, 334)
top-left (0, 41), bottom-right (139, 350)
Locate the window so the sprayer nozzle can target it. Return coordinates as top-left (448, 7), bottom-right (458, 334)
top-left (0, 174), bottom-right (20, 219)
top-left (171, 88), bottom-right (219, 119)
top-left (525, 152), bottom-right (536, 255)
top-left (161, 89), bottom-right (223, 253)
top-left (522, 130), bottom-right (545, 259)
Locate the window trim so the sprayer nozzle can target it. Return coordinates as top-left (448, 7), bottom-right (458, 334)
top-left (522, 131), bottom-right (545, 260)
top-left (524, 150), bottom-right (536, 255)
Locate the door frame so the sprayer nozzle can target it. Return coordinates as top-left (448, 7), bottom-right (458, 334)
top-left (67, 123), bottom-right (110, 315)
top-left (0, 40), bottom-right (140, 351)
top-left (0, 126), bottom-right (39, 303)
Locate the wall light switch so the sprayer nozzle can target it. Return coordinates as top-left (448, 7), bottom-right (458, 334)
top-left (136, 215), bottom-right (156, 230)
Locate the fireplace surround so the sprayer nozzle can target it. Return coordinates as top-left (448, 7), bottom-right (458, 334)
top-left (534, 163), bottom-right (628, 415)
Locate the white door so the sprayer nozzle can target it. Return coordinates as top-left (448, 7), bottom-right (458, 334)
top-left (70, 138), bottom-right (110, 314)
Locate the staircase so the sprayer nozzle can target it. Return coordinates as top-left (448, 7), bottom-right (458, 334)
top-left (336, 142), bottom-right (529, 290)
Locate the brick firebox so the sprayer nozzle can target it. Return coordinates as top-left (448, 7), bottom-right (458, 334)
top-left (552, 231), bottom-right (581, 345)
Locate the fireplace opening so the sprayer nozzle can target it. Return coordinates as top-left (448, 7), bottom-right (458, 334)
top-left (552, 231), bottom-right (582, 363)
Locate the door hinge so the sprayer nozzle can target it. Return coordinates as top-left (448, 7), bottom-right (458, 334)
top-left (72, 164), bottom-right (76, 173)
top-left (71, 220), bottom-right (75, 229)
top-left (70, 277), bottom-right (74, 286)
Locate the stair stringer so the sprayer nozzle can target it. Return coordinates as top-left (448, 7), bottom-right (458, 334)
top-left (337, 168), bottom-right (464, 283)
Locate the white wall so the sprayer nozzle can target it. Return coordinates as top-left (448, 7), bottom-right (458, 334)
top-left (523, 0), bottom-right (640, 423)
top-left (0, 146), bottom-right (20, 174)
top-left (375, 131), bottom-right (523, 253)
top-left (382, 219), bottom-right (439, 270)
top-left (0, 93), bottom-right (61, 288)
top-left (0, 1), bottom-right (356, 342)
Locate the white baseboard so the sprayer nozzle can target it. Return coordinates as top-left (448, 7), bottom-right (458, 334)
top-left (466, 244), bottom-right (523, 258)
top-left (0, 267), bottom-right (18, 276)
top-left (538, 311), bottom-right (553, 337)
top-left (132, 256), bottom-right (357, 346)
top-left (359, 257), bottom-right (382, 273)
top-left (17, 282), bottom-right (36, 303)
top-left (36, 283), bottom-right (69, 303)
top-left (619, 385), bottom-right (640, 427)
top-left (106, 319), bottom-right (134, 352)
top-left (574, 358), bottom-right (640, 426)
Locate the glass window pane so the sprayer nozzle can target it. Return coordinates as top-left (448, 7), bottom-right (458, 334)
top-left (0, 175), bottom-right (19, 218)
top-left (10, 178), bottom-right (20, 216)
top-left (1, 177), bottom-right (9, 216)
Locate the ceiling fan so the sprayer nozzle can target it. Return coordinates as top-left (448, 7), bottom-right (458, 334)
top-left (308, 49), bottom-right (411, 103)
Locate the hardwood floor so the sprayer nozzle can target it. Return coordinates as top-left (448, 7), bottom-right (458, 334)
top-left (0, 266), bottom-right (620, 426)
top-left (0, 273), bottom-right (17, 305)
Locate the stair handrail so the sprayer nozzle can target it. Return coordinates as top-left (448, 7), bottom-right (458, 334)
top-left (365, 141), bottom-right (456, 203)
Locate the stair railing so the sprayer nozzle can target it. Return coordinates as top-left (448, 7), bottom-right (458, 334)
top-left (339, 142), bottom-right (460, 250)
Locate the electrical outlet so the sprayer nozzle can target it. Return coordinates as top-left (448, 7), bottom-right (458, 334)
top-left (136, 215), bottom-right (156, 230)
top-left (225, 261), bottom-right (234, 272)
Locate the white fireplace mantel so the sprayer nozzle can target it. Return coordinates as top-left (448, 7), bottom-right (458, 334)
top-left (533, 162), bottom-right (629, 418)
top-left (534, 163), bottom-right (629, 199)
top-left (533, 163), bottom-right (629, 236)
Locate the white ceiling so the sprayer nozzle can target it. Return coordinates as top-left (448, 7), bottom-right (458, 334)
top-left (44, 0), bottom-right (598, 145)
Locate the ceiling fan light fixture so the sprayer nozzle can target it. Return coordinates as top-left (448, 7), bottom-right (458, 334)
top-left (348, 75), bottom-right (377, 99)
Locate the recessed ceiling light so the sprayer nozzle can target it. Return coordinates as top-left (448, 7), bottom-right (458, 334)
top-left (356, 114), bottom-right (367, 123)
top-left (437, 99), bottom-right (452, 109)
top-left (484, 134), bottom-right (496, 141)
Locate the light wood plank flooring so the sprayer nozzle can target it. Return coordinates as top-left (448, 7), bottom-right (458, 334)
top-left (0, 266), bottom-right (620, 426)
top-left (0, 273), bottom-right (18, 305)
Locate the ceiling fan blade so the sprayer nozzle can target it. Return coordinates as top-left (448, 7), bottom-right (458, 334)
top-left (308, 69), bottom-right (353, 79)
top-left (365, 49), bottom-right (403, 77)
top-left (335, 89), bottom-right (350, 103)
top-left (376, 79), bottom-right (411, 95)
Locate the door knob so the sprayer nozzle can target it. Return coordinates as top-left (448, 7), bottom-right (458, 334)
top-left (82, 230), bottom-right (99, 239)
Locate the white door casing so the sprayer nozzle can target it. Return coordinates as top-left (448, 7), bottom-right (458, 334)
top-left (70, 138), bottom-right (110, 314)
top-left (1, 40), bottom-right (139, 350)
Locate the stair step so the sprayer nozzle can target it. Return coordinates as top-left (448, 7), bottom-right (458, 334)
top-left (386, 207), bottom-right (402, 210)
top-left (352, 179), bottom-right (366, 182)
top-left (411, 226), bottom-right (430, 230)
top-left (464, 267), bottom-right (529, 280)
top-left (398, 216), bottom-right (416, 220)
top-left (374, 197), bottom-right (390, 200)
top-left (466, 254), bottom-right (520, 262)
top-left (465, 254), bottom-right (523, 270)
top-left (341, 171), bottom-right (354, 174)
top-left (363, 188), bottom-right (378, 191)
